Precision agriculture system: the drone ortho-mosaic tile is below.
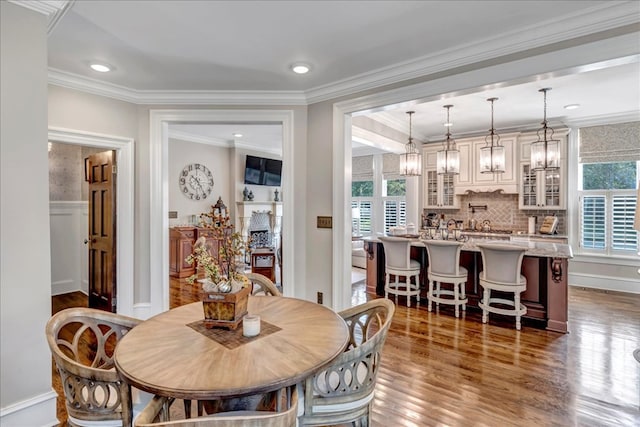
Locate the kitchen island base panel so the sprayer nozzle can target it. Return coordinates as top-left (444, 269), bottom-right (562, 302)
top-left (365, 240), bottom-right (569, 333)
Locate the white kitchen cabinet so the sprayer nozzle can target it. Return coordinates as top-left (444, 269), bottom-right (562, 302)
top-left (454, 133), bottom-right (519, 194)
top-left (423, 148), bottom-right (460, 209)
top-left (518, 129), bottom-right (568, 210)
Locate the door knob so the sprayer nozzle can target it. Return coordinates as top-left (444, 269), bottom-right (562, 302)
top-left (84, 238), bottom-right (96, 244)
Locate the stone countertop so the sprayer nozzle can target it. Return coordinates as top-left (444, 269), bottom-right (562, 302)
top-left (365, 236), bottom-right (573, 259)
top-left (459, 238), bottom-right (573, 259)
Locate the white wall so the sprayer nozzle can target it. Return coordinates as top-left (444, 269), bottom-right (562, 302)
top-left (235, 149), bottom-right (283, 205)
top-left (306, 101), bottom-right (335, 302)
top-left (0, 3), bottom-right (57, 425)
top-left (49, 202), bottom-right (88, 295)
top-left (169, 138), bottom-right (232, 225)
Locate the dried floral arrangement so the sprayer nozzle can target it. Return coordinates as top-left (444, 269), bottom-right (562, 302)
top-left (185, 204), bottom-right (249, 292)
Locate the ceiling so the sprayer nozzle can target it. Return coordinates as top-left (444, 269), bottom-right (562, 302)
top-left (41, 1), bottom-right (640, 153)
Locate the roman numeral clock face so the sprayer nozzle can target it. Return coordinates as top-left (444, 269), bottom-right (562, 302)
top-left (179, 163), bottom-right (214, 200)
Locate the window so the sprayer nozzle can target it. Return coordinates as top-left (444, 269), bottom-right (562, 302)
top-left (382, 178), bottom-right (406, 232)
top-left (579, 161), bottom-right (638, 255)
top-left (352, 180), bottom-right (373, 236)
top-left (351, 200), bottom-right (372, 235)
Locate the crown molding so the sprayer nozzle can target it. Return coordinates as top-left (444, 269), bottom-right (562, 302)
top-left (45, 2), bottom-right (639, 106)
top-left (167, 129), bottom-right (283, 156)
top-left (8, 0), bottom-right (66, 15)
top-left (562, 111), bottom-right (640, 128)
top-left (48, 68), bottom-right (307, 106)
top-left (8, 0), bottom-right (73, 34)
top-left (167, 130), bottom-right (231, 147)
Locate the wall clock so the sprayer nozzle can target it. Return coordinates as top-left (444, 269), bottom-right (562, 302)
top-left (179, 163), bottom-right (214, 200)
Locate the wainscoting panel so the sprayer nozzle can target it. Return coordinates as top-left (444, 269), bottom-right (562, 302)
top-left (49, 201), bottom-right (88, 296)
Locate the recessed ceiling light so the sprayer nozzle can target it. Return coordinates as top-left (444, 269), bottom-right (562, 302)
top-left (291, 63), bottom-right (310, 74)
top-left (90, 63), bottom-right (111, 73)
top-left (233, 133), bottom-right (243, 138)
top-left (564, 104), bottom-right (580, 110)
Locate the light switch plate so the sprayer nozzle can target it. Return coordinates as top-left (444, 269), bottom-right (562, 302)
top-left (317, 216), bottom-right (332, 229)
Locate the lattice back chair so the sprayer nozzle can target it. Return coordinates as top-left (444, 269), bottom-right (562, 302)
top-left (477, 243), bottom-right (528, 330)
top-left (379, 236), bottom-right (421, 307)
top-left (299, 299), bottom-right (395, 426)
top-left (46, 307), bottom-right (151, 427)
top-left (423, 240), bottom-right (469, 318)
top-left (245, 272), bottom-right (282, 296)
top-left (135, 386), bottom-right (298, 427)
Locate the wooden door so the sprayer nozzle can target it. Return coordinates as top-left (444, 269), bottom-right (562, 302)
top-left (86, 151), bottom-right (117, 312)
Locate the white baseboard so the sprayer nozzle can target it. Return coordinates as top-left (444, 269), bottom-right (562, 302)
top-left (133, 302), bottom-right (153, 320)
top-left (569, 273), bottom-right (640, 294)
top-left (51, 279), bottom-right (80, 296)
top-left (0, 390), bottom-right (57, 427)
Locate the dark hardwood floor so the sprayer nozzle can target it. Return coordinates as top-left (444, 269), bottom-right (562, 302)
top-left (52, 280), bottom-right (640, 426)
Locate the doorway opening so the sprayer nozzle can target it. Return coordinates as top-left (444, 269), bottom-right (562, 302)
top-left (48, 127), bottom-right (134, 316)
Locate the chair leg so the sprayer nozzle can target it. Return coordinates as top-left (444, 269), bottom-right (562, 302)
top-left (394, 275), bottom-right (399, 304)
top-left (184, 399), bottom-right (191, 418)
top-left (436, 281), bottom-right (441, 307)
top-left (461, 280), bottom-right (467, 311)
top-left (384, 274), bottom-right (389, 300)
top-left (515, 293), bottom-right (522, 331)
top-left (406, 275), bottom-right (411, 308)
top-left (482, 288), bottom-right (490, 324)
top-left (454, 282), bottom-right (459, 318)
top-left (427, 280), bottom-right (433, 312)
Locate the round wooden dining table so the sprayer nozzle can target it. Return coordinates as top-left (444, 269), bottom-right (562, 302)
top-left (114, 296), bottom-right (349, 400)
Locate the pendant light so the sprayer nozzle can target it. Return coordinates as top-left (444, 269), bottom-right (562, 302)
top-left (437, 105), bottom-right (460, 175)
top-left (479, 97), bottom-right (505, 174)
top-left (531, 88), bottom-right (560, 171)
top-left (399, 111), bottom-right (422, 176)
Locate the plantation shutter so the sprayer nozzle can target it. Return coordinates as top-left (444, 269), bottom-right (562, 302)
top-left (612, 195), bottom-right (638, 250)
top-left (580, 195), bottom-right (605, 249)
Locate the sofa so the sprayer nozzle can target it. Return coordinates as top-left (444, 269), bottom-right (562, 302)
top-left (351, 239), bottom-right (367, 269)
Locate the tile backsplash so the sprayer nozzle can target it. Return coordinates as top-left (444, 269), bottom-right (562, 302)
top-left (422, 191), bottom-right (566, 234)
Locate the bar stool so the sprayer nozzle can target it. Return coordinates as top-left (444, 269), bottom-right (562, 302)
top-left (477, 243), bottom-right (528, 330)
top-left (379, 236), bottom-right (421, 307)
top-left (423, 240), bottom-right (468, 318)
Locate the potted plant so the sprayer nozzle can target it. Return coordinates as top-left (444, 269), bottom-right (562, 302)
top-left (185, 204), bottom-right (251, 329)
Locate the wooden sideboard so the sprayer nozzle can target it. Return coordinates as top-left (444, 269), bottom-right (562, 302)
top-left (169, 226), bottom-right (228, 278)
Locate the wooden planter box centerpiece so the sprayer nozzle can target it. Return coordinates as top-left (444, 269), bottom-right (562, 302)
top-left (202, 284), bottom-right (250, 330)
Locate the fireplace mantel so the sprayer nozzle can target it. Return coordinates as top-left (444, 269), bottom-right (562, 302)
top-left (236, 201), bottom-right (283, 250)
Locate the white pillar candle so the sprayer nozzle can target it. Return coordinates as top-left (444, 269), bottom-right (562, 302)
top-left (243, 315), bottom-right (261, 337)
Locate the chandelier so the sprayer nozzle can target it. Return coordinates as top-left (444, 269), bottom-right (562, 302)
top-left (399, 111), bottom-right (422, 176)
top-left (479, 97), bottom-right (505, 174)
top-left (531, 88), bottom-right (560, 171)
top-left (437, 105), bottom-right (460, 175)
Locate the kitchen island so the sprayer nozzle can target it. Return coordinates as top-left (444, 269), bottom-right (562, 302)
top-left (364, 236), bottom-right (572, 333)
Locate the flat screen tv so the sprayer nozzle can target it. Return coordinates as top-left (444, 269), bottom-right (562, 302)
top-left (244, 155), bottom-right (282, 186)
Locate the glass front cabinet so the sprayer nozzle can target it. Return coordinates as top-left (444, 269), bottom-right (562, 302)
top-left (423, 148), bottom-right (459, 209)
top-left (518, 129), bottom-right (568, 210)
